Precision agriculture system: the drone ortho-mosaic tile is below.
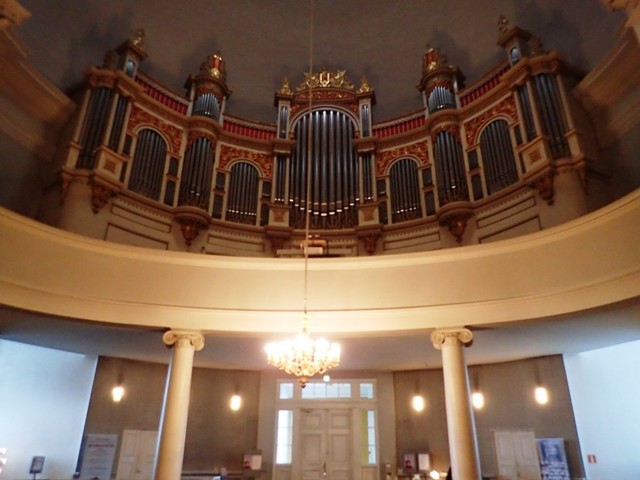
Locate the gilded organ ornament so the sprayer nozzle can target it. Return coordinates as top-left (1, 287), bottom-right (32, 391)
top-left (218, 145), bottom-right (272, 178)
top-left (377, 142), bottom-right (430, 176)
top-left (497, 15), bottom-right (510, 34)
top-left (423, 46), bottom-right (449, 73)
top-left (463, 95), bottom-right (518, 147)
top-left (131, 28), bottom-right (146, 47)
top-left (278, 77), bottom-right (293, 95)
top-left (357, 75), bottom-right (373, 94)
top-left (201, 52), bottom-right (226, 80)
top-left (297, 68), bottom-right (355, 91)
top-left (128, 106), bottom-right (183, 154)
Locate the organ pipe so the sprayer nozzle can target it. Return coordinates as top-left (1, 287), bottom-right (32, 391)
top-left (128, 129), bottom-right (167, 200)
top-left (534, 74), bottom-right (569, 159)
top-left (289, 108), bottom-right (358, 229)
top-left (390, 158), bottom-right (421, 223)
top-left (77, 87), bottom-right (113, 169)
top-left (434, 131), bottom-right (468, 205)
top-left (193, 92), bottom-right (221, 120)
top-left (178, 137), bottom-right (213, 208)
top-left (274, 155), bottom-right (287, 203)
top-left (516, 85), bottom-right (537, 142)
top-left (108, 96), bottom-right (128, 151)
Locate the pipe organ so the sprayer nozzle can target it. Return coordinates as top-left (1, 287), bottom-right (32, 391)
top-left (54, 19), bottom-right (600, 256)
top-left (287, 109), bottom-right (359, 230)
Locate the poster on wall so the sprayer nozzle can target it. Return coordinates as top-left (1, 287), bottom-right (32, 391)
top-left (78, 434), bottom-right (118, 480)
top-left (403, 453), bottom-right (416, 473)
top-left (536, 438), bottom-right (570, 480)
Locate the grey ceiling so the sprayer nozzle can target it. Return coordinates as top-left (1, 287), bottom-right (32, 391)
top-left (17, 0), bottom-right (626, 123)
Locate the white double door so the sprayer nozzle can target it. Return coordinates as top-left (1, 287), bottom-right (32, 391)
top-left (116, 429), bottom-right (158, 480)
top-left (298, 408), bottom-right (353, 480)
top-left (493, 430), bottom-right (541, 480)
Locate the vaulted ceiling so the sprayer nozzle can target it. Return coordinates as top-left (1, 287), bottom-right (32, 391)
top-left (18, 0), bottom-right (625, 123)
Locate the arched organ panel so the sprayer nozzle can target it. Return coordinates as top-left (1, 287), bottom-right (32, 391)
top-left (389, 158), bottom-right (422, 223)
top-left (225, 161), bottom-right (260, 225)
top-left (288, 109), bottom-right (359, 229)
top-left (479, 119), bottom-right (519, 195)
top-left (433, 130), bottom-right (468, 205)
top-left (178, 137), bottom-right (214, 209)
top-left (128, 128), bottom-right (168, 200)
top-left (77, 86), bottom-right (113, 169)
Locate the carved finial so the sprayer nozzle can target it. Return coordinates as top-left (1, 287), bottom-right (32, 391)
top-left (530, 35), bottom-right (546, 56)
top-left (102, 49), bottom-right (118, 69)
top-left (131, 28), bottom-right (145, 47)
top-left (279, 77), bottom-right (293, 95)
top-left (200, 52), bottom-right (226, 80)
top-left (498, 15), bottom-right (510, 34)
top-left (357, 75), bottom-right (372, 94)
top-left (423, 45), bottom-right (448, 73)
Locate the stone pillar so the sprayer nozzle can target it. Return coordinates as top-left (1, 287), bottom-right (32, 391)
top-left (431, 328), bottom-right (481, 480)
top-left (153, 330), bottom-right (205, 480)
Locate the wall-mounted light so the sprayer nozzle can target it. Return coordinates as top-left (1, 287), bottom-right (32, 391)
top-left (471, 391), bottom-right (485, 410)
top-left (411, 394), bottom-right (425, 412)
top-left (111, 385), bottom-right (125, 402)
top-left (230, 394), bottom-right (242, 411)
top-left (535, 386), bottom-right (549, 405)
top-left (323, 374), bottom-right (331, 382)
top-left (428, 470), bottom-right (440, 479)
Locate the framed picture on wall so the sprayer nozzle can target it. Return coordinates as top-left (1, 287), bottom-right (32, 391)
top-left (403, 453), bottom-right (416, 473)
top-left (30, 456), bottom-right (45, 474)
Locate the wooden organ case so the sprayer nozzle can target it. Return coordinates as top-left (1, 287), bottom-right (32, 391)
top-left (49, 19), bottom-right (603, 257)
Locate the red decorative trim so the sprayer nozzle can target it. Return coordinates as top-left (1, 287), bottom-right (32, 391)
top-left (128, 105), bottom-right (183, 154)
top-left (218, 144), bottom-right (273, 178)
top-left (377, 141), bottom-right (429, 176)
top-left (463, 95), bottom-right (518, 147)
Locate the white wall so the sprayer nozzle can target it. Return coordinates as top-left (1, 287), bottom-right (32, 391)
top-left (563, 340), bottom-right (640, 480)
top-left (0, 339), bottom-right (97, 480)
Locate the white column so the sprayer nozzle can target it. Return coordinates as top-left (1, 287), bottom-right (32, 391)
top-left (431, 328), bottom-right (481, 480)
top-left (153, 330), bottom-right (204, 480)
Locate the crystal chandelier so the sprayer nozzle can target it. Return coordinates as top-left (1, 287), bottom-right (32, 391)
top-left (265, 313), bottom-right (340, 388)
top-left (265, 0), bottom-right (341, 388)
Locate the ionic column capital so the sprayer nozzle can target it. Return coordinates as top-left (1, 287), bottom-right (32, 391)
top-left (431, 328), bottom-right (473, 349)
top-left (162, 329), bottom-right (205, 351)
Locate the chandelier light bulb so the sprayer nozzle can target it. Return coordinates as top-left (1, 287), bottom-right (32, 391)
top-left (265, 319), bottom-right (340, 388)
